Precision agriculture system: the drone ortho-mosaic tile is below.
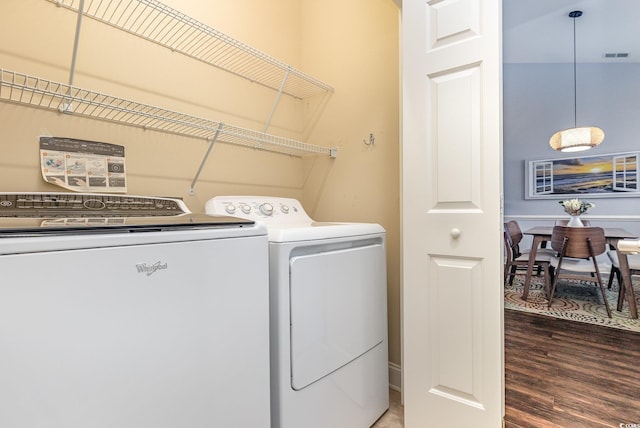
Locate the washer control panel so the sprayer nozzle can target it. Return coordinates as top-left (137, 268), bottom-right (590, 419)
top-left (205, 196), bottom-right (313, 225)
top-left (0, 193), bottom-right (190, 217)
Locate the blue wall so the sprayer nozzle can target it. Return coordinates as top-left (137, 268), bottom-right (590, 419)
top-left (503, 62), bottom-right (640, 235)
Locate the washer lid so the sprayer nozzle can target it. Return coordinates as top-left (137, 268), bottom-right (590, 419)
top-left (0, 213), bottom-right (254, 237)
top-left (0, 192), bottom-right (254, 236)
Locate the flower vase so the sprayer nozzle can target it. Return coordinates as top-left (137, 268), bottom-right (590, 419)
top-left (567, 215), bottom-right (584, 227)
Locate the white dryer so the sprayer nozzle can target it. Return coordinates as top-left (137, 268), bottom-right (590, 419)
top-left (206, 196), bottom-right (389, 428)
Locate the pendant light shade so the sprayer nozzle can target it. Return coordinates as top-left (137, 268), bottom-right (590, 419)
top-left (549, 10), bottom-right (604, 152)
top-left (549, 126), bottom-right (605, 152)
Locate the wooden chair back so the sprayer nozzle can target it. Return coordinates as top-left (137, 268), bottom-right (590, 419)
top-left (503, 230), bottom-right (513, 259)
top-left (550, 226), bottom-right (606, 259)
top-left (504, 221), bottom-right (524, 257)
top-left (503, 221), bottom-right (551, 291)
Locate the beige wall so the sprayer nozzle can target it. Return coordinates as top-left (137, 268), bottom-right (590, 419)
top-left (299, 0), bottom-right (401, 368)
top-left (0, 0), bottom-right (401, 368)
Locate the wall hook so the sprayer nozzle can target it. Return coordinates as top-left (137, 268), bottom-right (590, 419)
top-left (363, 133), bottom-right (375, 146)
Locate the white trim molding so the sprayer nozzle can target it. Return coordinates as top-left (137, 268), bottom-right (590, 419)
top-left (389, 362), bottom-right (401, 391)
top-left (504, 214), bottom-right (640, 223)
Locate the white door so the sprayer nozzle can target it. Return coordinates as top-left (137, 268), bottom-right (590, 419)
top-left (402, 0), bottom-right (504, 426)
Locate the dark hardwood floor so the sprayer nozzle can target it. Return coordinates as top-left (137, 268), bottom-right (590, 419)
top-left (505, 309), bottom-right (640, 428)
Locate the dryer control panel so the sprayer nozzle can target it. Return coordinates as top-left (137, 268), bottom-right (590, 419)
top-left (206, 196), bottom-right (313, 225)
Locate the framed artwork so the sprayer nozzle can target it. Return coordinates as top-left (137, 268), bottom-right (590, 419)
top-left (525, 151), bottom-right (639, 199)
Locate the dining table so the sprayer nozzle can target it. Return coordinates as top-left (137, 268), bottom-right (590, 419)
top-left (522, 226), bottom-right (639, 319)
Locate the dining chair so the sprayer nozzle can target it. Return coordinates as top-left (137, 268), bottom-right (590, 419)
top-left (555, 219), bottom-right (595, 272)
top-left (504, 221), bottom-right (554, 296)
top-left (606, 251), bottom-right (640, 311)
top-left (548, 226), bottom-right (612, 318)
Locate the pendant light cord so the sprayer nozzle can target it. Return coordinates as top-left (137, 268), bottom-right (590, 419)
top-left (573, 14), bottom-right (577, 128)
top-left (568, 10), bottom-right (583, 128)
top-left (549, 10), bottom-right (604, 151)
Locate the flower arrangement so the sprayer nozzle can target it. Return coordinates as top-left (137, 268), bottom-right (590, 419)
top-left (559, 198), bottom-right (594, 216)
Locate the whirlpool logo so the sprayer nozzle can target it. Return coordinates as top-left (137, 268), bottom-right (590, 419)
top-left (136, 261), bottom-right (168, 276)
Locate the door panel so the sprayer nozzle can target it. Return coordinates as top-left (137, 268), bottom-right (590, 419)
top-left (429, 257), bottom-right (482, 406)
top-left (432, 65), bottom-right (480, 205)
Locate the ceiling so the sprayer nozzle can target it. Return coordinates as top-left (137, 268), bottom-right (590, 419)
top-left (503, 0), bottom-right (640, 63)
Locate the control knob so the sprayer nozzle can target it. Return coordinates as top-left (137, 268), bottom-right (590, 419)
top-left (259, 203), bottom-right (274, 216)
top-left (240, 204), bottom-right (252, 214)
top-left (280, 204), bottom-right (289, 214)
top-left (225, 204), bottom-right (237, 214)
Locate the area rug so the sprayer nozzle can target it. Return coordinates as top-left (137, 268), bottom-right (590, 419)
top-left (504, 275), bottom-right (640, 333)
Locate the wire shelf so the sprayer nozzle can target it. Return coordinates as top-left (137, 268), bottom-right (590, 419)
top-left (48, 0), bottom-right (334, 99)
top-left (0, 68), bottom-right (336, 158)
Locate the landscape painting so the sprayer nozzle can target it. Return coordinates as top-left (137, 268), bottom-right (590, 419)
top-left (525, 152), bottom-right (639, 199)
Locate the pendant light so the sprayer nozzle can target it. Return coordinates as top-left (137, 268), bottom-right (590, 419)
top-left (549, 10), bottom-right (604, 152)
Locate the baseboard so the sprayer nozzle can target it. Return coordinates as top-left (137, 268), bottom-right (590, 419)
top-left (388, 362), bottom-right (401, 391)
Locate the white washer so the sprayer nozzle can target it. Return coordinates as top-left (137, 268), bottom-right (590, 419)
top-left (0, 193), bottom-right (270, 428)
top-left (206, 196), bottom-right (389, 428)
